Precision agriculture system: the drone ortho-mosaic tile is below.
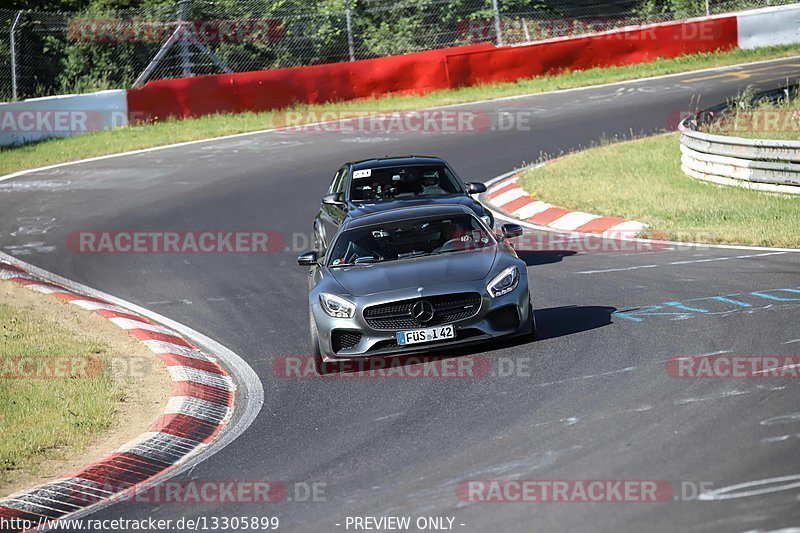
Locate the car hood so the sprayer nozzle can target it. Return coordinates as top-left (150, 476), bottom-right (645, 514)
top-left (329, 248), bottom-right (498, 297)
top-left (348, 195), bottom-right (483, 217)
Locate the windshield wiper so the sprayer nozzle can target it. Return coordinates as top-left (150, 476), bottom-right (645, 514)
top-left (330, 258), bottom-right (380, 268)
top-left (397, 250), bottom-right (435, 259)
top-left (329, 261), bottom-right (361, 268)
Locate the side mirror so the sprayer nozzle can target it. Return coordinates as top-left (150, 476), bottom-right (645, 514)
top-left (322, 192), bottom-right (345, 207)
top-left (297, 251), bottom-right (319, 266)
top-left (501, 223), bottom-right (524, 240)
top-left (466, 182), bottom-right (487, 194)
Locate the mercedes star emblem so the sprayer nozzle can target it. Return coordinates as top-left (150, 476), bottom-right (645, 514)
top-left (412, 300), bottom-right (435, 323)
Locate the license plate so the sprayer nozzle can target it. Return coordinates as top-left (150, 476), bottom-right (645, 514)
top-left (397, 325), bottom-right (455, 346)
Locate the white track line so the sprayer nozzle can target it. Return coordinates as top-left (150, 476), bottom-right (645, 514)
top-left (575, 252), bottom-right (788, 274)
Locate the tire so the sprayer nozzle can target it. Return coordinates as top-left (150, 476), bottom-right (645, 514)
top-left (309, 306), bottom-right (328, 375)
top-left (528, 298), bottom-right (538, 341)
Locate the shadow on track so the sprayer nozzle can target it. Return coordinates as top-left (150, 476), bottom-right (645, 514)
top-left (518, 250), bottom-right (577, 267)
top-left (534, 305), bottom-right (617, 340)
top-left (314, 305), bottom-right (616, 375)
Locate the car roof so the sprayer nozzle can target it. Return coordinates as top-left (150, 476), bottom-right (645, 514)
top-left (349, 156), bottom-right (446, 171)
top-left (343, 204), bottom-right (473, 230)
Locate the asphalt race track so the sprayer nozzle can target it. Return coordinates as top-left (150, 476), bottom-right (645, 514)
top-left (2, 57), bottom-right (800, 532)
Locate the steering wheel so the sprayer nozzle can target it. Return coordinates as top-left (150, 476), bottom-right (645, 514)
top-left (435, 237), bottom-right (472, 253)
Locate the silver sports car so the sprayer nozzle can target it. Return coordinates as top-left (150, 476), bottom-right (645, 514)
top-left (297, 204), bottom-right (535, 372)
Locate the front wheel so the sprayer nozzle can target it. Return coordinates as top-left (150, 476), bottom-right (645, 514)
top-left (528, 298), bottom-right (538, 340)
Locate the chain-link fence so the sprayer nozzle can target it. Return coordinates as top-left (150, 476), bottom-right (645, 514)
top-left (0, 0), bottom-right (795, 101)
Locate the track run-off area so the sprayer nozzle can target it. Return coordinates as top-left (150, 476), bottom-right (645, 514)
top-left (1, 57), bottom-right (800, 532)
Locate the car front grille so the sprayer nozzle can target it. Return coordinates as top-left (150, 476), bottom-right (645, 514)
top-left (364, 293), bottom-right (482, 330)
top-left (331, 330), bottom-right (362, 353)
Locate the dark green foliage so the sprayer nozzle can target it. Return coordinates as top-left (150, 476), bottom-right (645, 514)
top-left (2, 0), bottom-right (685, 100)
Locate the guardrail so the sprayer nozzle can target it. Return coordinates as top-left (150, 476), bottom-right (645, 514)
top-left (679, 112), bottom-right (800, 195)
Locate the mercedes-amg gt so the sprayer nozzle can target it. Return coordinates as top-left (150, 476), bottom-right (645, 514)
top-left (298, 204), bottom-right (534, 372)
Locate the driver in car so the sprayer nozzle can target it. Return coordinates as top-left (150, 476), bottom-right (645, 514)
top-left (435, 221), bottom-right (471, 252)
top-left (420, 171), bottom-right (448, 196)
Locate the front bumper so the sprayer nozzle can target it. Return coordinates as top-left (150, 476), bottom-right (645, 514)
top-left (312, 280), bottom-right (532, 362)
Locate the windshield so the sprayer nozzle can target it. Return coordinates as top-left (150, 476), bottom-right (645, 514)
top-left (349, 164), bottom-right (464, 202)
top-left (327, 214), bottom-right (495, 267)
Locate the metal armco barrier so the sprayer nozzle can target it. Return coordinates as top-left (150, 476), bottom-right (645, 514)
top-left (679, 115), bottom-right (800, 194)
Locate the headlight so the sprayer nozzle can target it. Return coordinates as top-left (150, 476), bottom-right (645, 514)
top-left (487, 266), bottom-right (519, 298)
top-left (319, 293), bottom-right (356, 318)
top-left (480, 215), bottom-right (493, 228)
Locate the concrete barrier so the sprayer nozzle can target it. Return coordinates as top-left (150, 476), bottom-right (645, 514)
top-left (737, 3), bottom-right (800, 49)
top-left (0, 90), bottom-right (128, 147)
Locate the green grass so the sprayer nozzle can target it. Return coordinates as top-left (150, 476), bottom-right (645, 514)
top-left (0, 301), bottom-right (121, 484)
top-left (3, 44), bottom-right (800, 176)
top-left (517, 133), bottom-right (800, 248)
top-left (700, 87), bottom-right (800, 140)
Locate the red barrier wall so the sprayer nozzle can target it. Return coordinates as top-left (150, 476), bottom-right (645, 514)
top-left (127, 17), bottom-right (738, 123)
top-left (127, 43), bottom-right (494, 121)
top-left (445, 17), bottom-right (738, 86)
